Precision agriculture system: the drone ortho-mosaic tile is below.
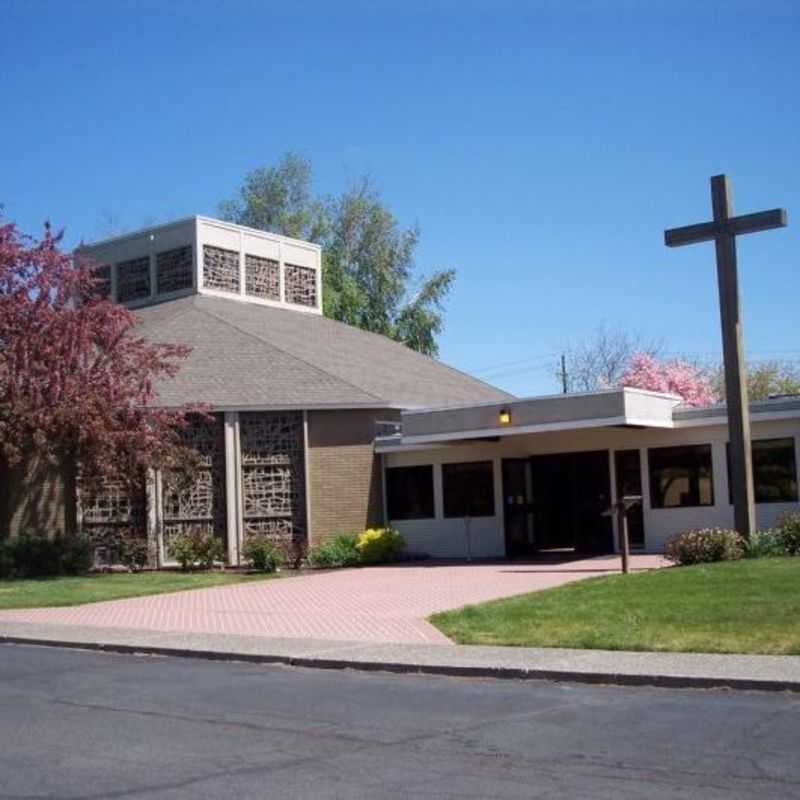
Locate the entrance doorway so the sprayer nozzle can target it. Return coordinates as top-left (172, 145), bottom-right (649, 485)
top-left (503, 451), bottom-right (614, 557)
top-left (614, 449), bottom-right (645, 548)
top-left (502, 459), bottom-right (534, 558)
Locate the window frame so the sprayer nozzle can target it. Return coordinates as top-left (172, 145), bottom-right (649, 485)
top-left (726, 437), bottom-right (798, 504)
top-left (442, 460), bottom-right (496, 519)
top-left (647, 443), bottom-right (715, 509)
top-left (385, 465), bottom-right (435, 521)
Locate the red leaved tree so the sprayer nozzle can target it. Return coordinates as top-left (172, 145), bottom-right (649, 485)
top-left (0, 220), bottom-right (198, 507)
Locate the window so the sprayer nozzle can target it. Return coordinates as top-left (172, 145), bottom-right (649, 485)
top-left (386, 466), bottom-right (434, 520)
top-left (443, 461), bottom-right (495, 518)
top-left (156, 246), bottom-right (193, 294)
top-left (648, 444), bottom-right (714, 508)
top-left (117, 256), bottom-right (151, 302)
top-left (727, 438), bottom-right (798, 504)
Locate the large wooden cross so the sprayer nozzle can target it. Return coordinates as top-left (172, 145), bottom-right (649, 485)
top-left (665, 175), bottom-right (788, 537)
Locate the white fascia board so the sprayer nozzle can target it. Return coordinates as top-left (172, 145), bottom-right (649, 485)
top-left (80, 216), bottom-right (197, 249)
top-left (195, 215), bottom-right (322, 252)
top-left (401, 386), bottom-right (680, 416)
top-left (674, 408), bottom-right (800, 428)
top-left (398, 415), bottom-right (633, 446)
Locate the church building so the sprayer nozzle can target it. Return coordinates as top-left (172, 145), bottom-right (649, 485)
top-left (72, 216), bottom-right (510, 566)
top-left (4, 215), bottom-right (799, 564)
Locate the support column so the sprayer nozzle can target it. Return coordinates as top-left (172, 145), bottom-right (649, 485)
top-left (145, 468), bottom-right (159, 568)
top-left (303, 410), bottom-right (312, 546)
top-left (154, 470), bottom-right (165, 567)
top-left (224, 412), bottom-right (241, 565)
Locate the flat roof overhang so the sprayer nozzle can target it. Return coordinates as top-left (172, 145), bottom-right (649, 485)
top-left (375, 388), bottom-right (681, 451)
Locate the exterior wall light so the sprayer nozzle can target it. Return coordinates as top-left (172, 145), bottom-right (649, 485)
top-left (498, 408), bottom-right (512, 425)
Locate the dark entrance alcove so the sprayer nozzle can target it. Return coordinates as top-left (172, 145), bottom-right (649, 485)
top-left (503, 450), bottom-right (614, 557)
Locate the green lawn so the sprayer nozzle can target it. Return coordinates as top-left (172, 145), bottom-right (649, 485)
top-left (430, 558), bottom-right (800, 655)
top-left (0, 571), bottom-right (278, 610)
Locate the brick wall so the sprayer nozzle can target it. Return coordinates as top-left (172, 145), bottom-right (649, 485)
top-left (0, 458), bottom-right (75, 540)
top-left (306, 409), bottom-right (398, 545)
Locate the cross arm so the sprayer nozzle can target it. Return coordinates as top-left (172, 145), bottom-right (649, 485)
top-left (665, 208), bottom-right (788, 247)
top-left (727, 208), bottom-right (788, 237)
top-left (664, 220), bottom-right (718, 247)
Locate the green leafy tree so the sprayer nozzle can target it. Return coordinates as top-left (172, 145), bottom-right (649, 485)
top-left (220, 154), bottom-right (454, 356)
top-left (713, 360), bottom-right (800, 402)
top-left (218, 154), bottom-right (327, 242)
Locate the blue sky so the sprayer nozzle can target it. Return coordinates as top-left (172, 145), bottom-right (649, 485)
top-left (2, 0), bottom-right (798, 396)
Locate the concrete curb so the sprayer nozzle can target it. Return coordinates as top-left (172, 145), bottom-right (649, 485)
top-left (3, 627), bottom-right (799, 693)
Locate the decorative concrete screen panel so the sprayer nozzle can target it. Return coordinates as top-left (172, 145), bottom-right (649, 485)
top-left (240, 412), bottom-right (306, 544)
top-left (284, 264), bottom-right (317, 307)
top-left (92, 264), bottom-right (112, 299)
top-left (79, 476), bottom-right (147, 566)
top-left (117, 256), bottom-right (151, 302)
top-left (80, 216), bottom-right (322, 312)
top-left (202, 245), bottom-right (240, 293)
top-left (245, 253), bottom-right (280, 301)
top-left (161, 415), bottom-right (227, 561)
top-left (156, 245), bottom-right (193, 294)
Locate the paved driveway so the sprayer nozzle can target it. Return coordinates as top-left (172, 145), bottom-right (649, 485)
top-left (0, 555), bottom-right (664, 644)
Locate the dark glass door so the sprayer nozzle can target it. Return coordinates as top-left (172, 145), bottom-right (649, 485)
top-left (530, 451), bottom-right (614, 554)
top-left (502, 459), bottom-right (533, 558)
top-left (614, 449), bottom-right (645, 548)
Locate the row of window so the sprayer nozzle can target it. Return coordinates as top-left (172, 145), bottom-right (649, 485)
top-left (202, 245), bottom-right (317, 307)
top-left (98, 246), bottom-right (195, 303)
top-left (97, 245), bottom-right (318, 309)
top-left (650, 438), bottom-right (798, 508)
top-left (386, 438), bottom-right (799, 520)
top-left (386, 462), bottom-right (495, 520)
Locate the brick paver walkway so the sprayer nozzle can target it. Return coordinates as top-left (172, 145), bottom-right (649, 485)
top-left (0, 555), bottom-right (665, 644)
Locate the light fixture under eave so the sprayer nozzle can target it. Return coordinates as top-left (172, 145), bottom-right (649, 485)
top-left (498, 408), bottom-right (512, 425)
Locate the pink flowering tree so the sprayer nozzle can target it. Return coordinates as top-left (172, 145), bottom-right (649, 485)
top-left (619, 352), bottom-right (718, 407)
top-left (0, 220), bottom-right (199, 496)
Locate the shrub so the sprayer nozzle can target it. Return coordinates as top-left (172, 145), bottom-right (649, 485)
top-left (308, 534), bottom-right (360, 568)
top-left (58, 534), bottom-right (93, 575)
top-left (742, 529), bottom-right (786, 559)
top-left (0, 533), bottom-right (92, 578)
top-left (242, 536), bottom-right (285, 573)
top-left (0, 542), bottom-right (15, 578)
top-left (119, 538), bottom-right (150, 572)
top-left (664, 528), bottom-right (745, 566)
top-left (171, 529), bottom-right (225, 571)
top-left (279, 539), bottom-right (307, 570)
top-left (11, 534), bottom-right (62, 577)
top-left (356, 527), bottom-right (405, 565)
top-left (776, 512), bottom-right (800, 555)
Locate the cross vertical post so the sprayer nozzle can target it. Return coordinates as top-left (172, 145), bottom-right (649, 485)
top-left (664, 175), bottom-right (788, 539)
top-left (710, 176), bottom-right (755, 537)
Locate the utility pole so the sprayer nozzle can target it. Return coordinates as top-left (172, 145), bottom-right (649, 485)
top-left (560, 354), bottom-right (568, 394)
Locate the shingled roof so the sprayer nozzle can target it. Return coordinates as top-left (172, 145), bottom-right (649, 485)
top-left (135, 294), bottom-right (512, 409)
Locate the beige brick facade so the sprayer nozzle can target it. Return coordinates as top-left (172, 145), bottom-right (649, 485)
top-left (307, 409), bottom-right (397, 546)
top-left (0, 458), bottom-right (74, 540)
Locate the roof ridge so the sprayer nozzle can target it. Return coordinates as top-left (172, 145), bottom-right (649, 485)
top-left (196, 303), bottom-right (385, 403)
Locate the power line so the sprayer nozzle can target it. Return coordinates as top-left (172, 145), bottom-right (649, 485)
top-left (468, 349), bottom-right (800, 377)
top-left (477, 361), bottom-right (557, 381)
top-left (469, 352), bottom-right (560, 375)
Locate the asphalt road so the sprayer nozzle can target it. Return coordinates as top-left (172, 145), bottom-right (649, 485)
top-left (1, 644), bottom-right (798, 799)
